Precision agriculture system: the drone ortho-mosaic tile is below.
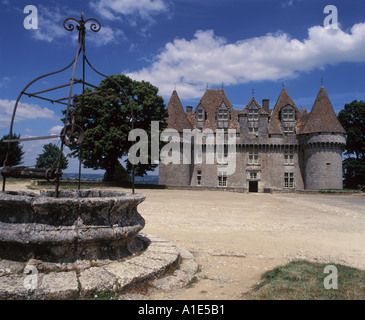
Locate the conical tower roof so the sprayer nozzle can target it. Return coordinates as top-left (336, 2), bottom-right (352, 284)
top-left (300, 86), bottom-right (346, 134)
top-left (166, 90), bottom-right (193, 132)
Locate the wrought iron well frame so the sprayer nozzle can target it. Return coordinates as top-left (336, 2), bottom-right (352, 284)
top-left (1, 13), bottom-right (135, 196)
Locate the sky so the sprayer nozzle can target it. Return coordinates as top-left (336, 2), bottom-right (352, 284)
top-left (0, 0), bottom-right (365, 174)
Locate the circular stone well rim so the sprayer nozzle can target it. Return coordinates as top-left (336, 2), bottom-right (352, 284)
top-left (0, 190), bottom-right (146, 262)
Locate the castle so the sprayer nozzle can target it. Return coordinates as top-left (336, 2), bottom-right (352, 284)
top-left (159, 86), bottom-right (346, 192)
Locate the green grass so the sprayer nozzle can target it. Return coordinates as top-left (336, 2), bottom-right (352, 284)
top-left (246, 260), bottom-right (365, 300)
top-left (186, 276), bottom-right (199, 288)
top-left (91, 291), bottom-right (118, 300)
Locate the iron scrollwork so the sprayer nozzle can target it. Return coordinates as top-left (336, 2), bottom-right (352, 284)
top-left (63, 13), bottom-right (101, 33)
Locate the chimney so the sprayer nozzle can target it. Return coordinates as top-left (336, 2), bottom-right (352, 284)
top-left (262, 99), bottom-right (269, 112)
top-left (186, 106), bottom-right (193, 113)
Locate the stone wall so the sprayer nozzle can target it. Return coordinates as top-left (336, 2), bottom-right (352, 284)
top-left (159, 132), bottom-right (345, 192)
top-left (301, 133), bottom-right (346, 190)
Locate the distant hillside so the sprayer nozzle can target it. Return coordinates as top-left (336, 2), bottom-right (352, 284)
top-left (133, 175), bottom-right (159, 185)
top-left (62, 173), bottom-right (104, 181)
top-left (62, 173), bottom-right (159, 185)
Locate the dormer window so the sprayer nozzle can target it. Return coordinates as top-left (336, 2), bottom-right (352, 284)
top-left (248, 108), bottom-right (259, 121)
top-left (197, 108), bottom-right (204, 121)
top-left (217, 102), bottom-right (229, 129)
top-left (283, 126), bottom-right (295, 134)
top-left (196, 103), bottom-right (206, 129)
top-left (282, 106), bottom-right (295, 121)
top-left (218, 108), bottom-right (229, 121)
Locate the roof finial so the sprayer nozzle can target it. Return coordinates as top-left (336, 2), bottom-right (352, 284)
top-left (221, 82), bottom-right (224, 89)
top-left (321, 77), bottom-right (324, 87)
top-left (251, 88), bottom-right (255, 97)
top-left (206, 82), bottom-right (209, 89)
top-left (282, 82), bottom-right (285, 89)
top-left (174, 82), bottom-right (176, 91)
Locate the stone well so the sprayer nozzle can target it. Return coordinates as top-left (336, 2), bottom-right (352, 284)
top-left (0, 190), bottom-right (146, 262)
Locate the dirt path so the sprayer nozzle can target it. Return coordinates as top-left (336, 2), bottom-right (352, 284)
top-left (4, 182), bottom-right (365, 300)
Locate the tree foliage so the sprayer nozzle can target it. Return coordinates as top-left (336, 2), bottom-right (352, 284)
top-left (338, 100), bottom-right (365, 159)
top-left (65, 74), bottom-right (167, 181)
top-left (342, 157), bottom-right (365, 189)
top-left (338, 100), bottom-right (365, 188)
top-left (35, 143), bottom-right (68, 171)
top-left (0, 133), bottom-right (24, 167)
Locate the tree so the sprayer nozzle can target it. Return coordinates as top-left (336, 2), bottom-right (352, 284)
top-left (35, 143), bottom-right (68, 171)
top-left (0, 133), bottom-right (24, 167)
top-left (65, 74), bottom-right (167, 181)
top-left (338, 100), bottom-right (365, 188)
top-left (342, 157), bottom-right (365, 189)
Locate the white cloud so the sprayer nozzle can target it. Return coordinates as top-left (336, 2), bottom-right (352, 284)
top-left (281, 0), bottom-right (294, 8)
top-left (32, 4), bottom-right (123, 46)
top-left (88, 25), bottom-right (125, 46)
top-left (89, 0), bottom-right (169, 24)
top-left (0, 99), bottom-right (56, 128)
top-left (0, 77), bottom-right (12, 88)
top-left (19, 135), bottom-right (63, 167)
top-left (127, 23), bottom-right (365, 99)
top-left (48, 125), bottom-right (64, 136)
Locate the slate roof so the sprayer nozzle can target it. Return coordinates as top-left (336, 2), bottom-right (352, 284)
top-left (296, 109), bottom-right (310, 133)
top-left (191, 89), bottom-right (237, 130)
top-left (166, 90), bottom-right (193, 132)
top-left (166, 86), bottom-right (346, 136)
top-left (300, 86), bottom-right (346, 134)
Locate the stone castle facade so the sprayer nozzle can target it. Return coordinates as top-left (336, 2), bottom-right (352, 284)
top-left (159, 86), bottom-right (346, 192)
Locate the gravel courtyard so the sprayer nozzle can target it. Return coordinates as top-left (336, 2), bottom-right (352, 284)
top-left (138, 189), bottom-right (365, 299)
top-left (4, 182), bottom-right (365, 300)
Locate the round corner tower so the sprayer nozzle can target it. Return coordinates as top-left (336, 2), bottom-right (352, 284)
top-left (159, 90), bottom-right (192, 187)
top-left (299, 86), bottom-right (346, 190)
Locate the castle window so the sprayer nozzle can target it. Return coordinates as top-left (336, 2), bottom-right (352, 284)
top-left (197, 109), bottom-right (204, 121)
top-left (217, 145), bottom-right (228, 164)
top-left (218, 108), bottom-right (229, 121)
top-left (249, 127), bottom-right (259, 135)
top-left (248, 150), bottom-right (259, 165)
top-left (282, 108), bottom-right (295, 121)
top-left (283, 126), bottom-right (295, 134)
top-left (248, 109), bottom-right (259, 121)
top-left (197, 170), bottom-right (202, 186)
top-left (284, 173), bottom-right (294, 188)
top-left (218, 171), bottom-right (227, 187)
top-left (284, 152), bottom-right (294, 165)
top-left (196, 105), bottom-right (206, 130)
top-left (250, 172), bottom-right (257, 179)
top-left (217, 102), bottom-right (229, 129)
top-left (195, 148), bottom-right (202, 164)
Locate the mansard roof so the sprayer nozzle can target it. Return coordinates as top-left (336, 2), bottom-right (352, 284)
top-left (300, 86), bottom-right (346, 134)
top-left (166, 90), bottom-right (193, 132)
top-left (268, 88), bottom-right (299, 134)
